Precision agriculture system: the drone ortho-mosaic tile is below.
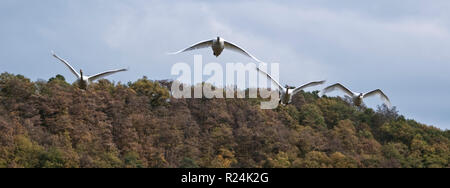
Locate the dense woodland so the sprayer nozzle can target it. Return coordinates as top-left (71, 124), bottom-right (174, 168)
top-left (0, 72), bottom-right (448, 168)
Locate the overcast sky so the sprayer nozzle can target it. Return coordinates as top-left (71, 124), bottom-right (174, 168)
top-left (1, 0), bottom-right (449, 129)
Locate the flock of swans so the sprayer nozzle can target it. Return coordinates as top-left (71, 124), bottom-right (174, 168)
top-left (168, 36), bottom-right (391, 107)
top-left (52, 36), bottom-right (391, 108)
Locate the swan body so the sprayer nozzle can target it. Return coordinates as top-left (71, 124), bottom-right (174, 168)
top-left (322, 83), bottom-right (391, 107)
top-left (52, 51), bottom-right (128, 89)
top-left (170, 36), bottom-right (263, 63)
top-left (257, 67), bottom-right (325, 105)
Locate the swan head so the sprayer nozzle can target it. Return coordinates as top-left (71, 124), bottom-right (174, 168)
top-left (80, 69), bottom-right (84, 80)
top-left (285, 85), bottom-right (296, 90)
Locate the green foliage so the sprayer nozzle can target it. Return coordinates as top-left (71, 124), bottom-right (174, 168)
top-left (330, 152), bottom-right (358, 168)
top-left (299, 104), bottom-right (326, 129)
top-left (296, 151), bottom-right (331, 168)
top-left (265, 152), bottom-right (291, 168)
top-left (210, 148), bottom-right (237, 168)
top-left (92, 79), bottom-right (116, 93)
top-left (317, 97), bottom-right (356, 127)
top-left (48, 74), bottom-right (66, 83)
top-left (92, 151), bottom-right (123, 168)
top-left (39, 147), bottom-right (79, 168)
top-left (180, 157), bottom-right (199, 168)
top-left (381, 142), bottom-right (408, 167)
top-left (0, 159), bottom-right (6, 168)
top-left (0, 72), bottom-right (448, 168)
top-left (128, 76), bottom-right (170, 107)
top-left (12, 135), bottom-right (43, 168)
top-left (330, 120), bottom-right (359, 153)
top-left (123, 152), bottom-right (144, 168)
top-left (0, 72), bottom-right (35, 98)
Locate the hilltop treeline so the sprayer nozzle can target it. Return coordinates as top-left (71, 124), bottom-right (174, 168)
top-left (0, 73), bottom-right (448, 168)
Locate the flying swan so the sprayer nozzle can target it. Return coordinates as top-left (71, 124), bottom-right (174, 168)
top-left (322, 83), bottom-right (391, 107)
top-left (169, 36), bottom-right (263, 63)
top-left (256, 67), bottom-right (326, 105)
top-left (51, 51), bottom-right (128, 89)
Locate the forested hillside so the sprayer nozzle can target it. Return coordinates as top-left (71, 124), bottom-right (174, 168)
top-left (0, 73), bottom-right (448, 168)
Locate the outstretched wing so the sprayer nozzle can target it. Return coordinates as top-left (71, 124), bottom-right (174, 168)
top-left (322, 83), bottom-right (355, 97)
top-left (363, 89), bottom-right (392, 107)
top-left (224, 41), bottom-right (263, 63)
top-left (51, 51), bottom-right (80, 79)
top-left (88, 68), bottom-right (128, 82)
top-left (292, 80), bottom-right (326, 95)
top-left (256, 67), bottom-right (284, 91)
top-left (168, 40), bottom-right (213, 54)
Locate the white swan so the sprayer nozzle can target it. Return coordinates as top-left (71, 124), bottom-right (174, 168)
top-left (169, 36), bottom-right (263, 63)
top-left (52, 51), bottom-right (128, 89)
top-left (257, 67), bottom-right (325, 105)
top-left (322, 83), bottom-right (391, 107)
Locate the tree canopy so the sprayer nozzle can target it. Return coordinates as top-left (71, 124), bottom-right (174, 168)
top-left (0, 72), bottom-right (448, 168)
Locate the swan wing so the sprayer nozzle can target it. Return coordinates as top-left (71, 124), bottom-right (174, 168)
top-left (88, 68), bottom-right (128, 82)
top-left (322, 83), bottom-right (355, 97)
top-left (292, 80), bottom-right (326, 95)
top-left (168, 40), bottom-right (213, 54)
top-left (256, 67), bottom-right (284, 91)
top-left (51, 51), bottom-right (80, 79)
top-left (363, 89), bottom-right (392, 107)
top-left (224, 41), bottom-right (263, 63)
